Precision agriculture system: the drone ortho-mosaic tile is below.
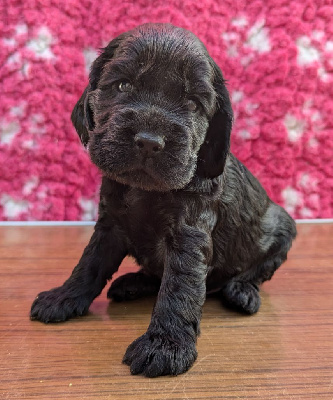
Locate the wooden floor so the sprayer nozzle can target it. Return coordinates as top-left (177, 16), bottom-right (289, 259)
top-left (0, 224), bottom-right (332, 399)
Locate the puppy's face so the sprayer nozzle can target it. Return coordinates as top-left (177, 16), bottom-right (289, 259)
top-left (72, 24), bottom-right (233, 191)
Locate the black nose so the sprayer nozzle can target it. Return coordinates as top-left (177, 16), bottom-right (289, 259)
top-left (134, 132), bottom-right (165, 155)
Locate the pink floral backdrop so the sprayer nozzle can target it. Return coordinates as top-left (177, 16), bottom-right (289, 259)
top-left (1, 0), bottom-right (332, 221)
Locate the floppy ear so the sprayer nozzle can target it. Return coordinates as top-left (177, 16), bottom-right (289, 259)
top-left (196, 60), bottom-right (233, 179)
top-left (71, 86), bottom-right (92, 146)
top-left (71, 35), bottom-right (125, 146)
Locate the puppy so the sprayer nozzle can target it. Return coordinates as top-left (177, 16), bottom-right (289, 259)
top-left (30, 23), bottom-right (297, 377)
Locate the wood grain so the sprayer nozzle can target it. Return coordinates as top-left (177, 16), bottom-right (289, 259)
top-left (0, 224), bottom-right (332, 399)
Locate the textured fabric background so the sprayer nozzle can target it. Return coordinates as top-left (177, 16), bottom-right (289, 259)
top-left (1, 0), bottom-right (332, 221)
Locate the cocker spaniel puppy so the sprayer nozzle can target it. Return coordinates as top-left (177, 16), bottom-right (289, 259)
top-left (31, 23), bottom-right (297, 377)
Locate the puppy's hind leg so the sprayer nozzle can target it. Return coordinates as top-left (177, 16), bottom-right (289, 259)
top-left (107, 271), bottom-right (160, 302)
top-left (221, 204), bottom-right (296, 315)
top-left (221, 280), bottom-right (261, 315)
top-left (221, 255), bottom-right (288, 314)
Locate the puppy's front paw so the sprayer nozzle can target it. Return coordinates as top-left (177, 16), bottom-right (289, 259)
top-left (30, 287), bottom-right (91, 323)
top-left (123, 331), bottom-right (197, 377)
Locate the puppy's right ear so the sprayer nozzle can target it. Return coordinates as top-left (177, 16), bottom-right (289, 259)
top-left (71, 34), bottom-right (125, 146)
top-left (71, 86), bottom-right (91, 146)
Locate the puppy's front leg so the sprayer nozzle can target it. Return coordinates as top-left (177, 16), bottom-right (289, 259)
top-left (30, 222), bottom-right (127, 323)
top-left (123, 226), bottom-right (209, 377)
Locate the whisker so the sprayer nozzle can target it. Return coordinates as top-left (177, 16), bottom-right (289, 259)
top-left (163, 150), bottom-right (187, 165)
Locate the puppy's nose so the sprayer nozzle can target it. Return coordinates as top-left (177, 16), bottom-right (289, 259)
top-left (134, 132), bottom-right (165, 155)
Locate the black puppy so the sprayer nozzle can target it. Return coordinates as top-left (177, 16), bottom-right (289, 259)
top-left (30, 23), bottom-right (296, 377)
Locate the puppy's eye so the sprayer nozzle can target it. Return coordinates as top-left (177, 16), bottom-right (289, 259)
top-left (187, 99), bottom-right (198, 112)
top-left (118, 81), bottom-right (133, 93)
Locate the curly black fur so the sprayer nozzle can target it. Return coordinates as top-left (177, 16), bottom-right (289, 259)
top-left (31, 23), bottom-right (296, 377)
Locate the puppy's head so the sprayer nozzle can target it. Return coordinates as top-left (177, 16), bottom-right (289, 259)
top-left (72, 23), bottom-right (233, 191)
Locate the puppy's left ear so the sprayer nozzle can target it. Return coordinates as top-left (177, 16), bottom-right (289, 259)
top-left (196, 60), bottom-right (233, 179)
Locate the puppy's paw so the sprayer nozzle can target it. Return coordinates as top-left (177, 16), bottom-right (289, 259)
top-left (123, 332), bottom-right (197, 377)
top-left (107, 272), bottom-right (160, 302)
top-left (222, 281), bottom-right (261, 314)
top-left (30, 287), bottom-right (91, 323)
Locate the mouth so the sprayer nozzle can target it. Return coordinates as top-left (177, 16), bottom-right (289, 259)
top-left (108, 166), bottom-right (169, 191)
top-left (96, 149), bottom-right (194, 191)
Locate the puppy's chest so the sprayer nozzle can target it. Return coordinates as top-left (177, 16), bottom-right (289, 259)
top-left (119, 189), bottom-right (182, 261)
